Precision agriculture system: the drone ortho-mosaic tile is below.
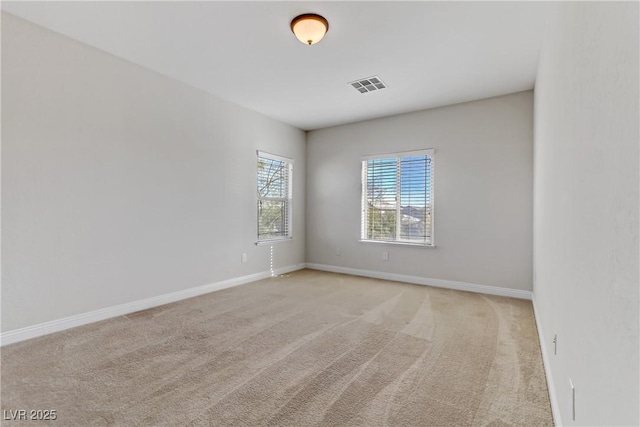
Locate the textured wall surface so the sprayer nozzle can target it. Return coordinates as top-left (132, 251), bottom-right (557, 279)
top-left (307, 92), bottom-right (534, 291)
top-left (533, 2), bottom-right (639, 425)
top-left (2, 13), bottom-right (306, 332)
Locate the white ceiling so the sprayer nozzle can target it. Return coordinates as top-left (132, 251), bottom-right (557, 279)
top-left (2, 1), bottom-right (551, 131)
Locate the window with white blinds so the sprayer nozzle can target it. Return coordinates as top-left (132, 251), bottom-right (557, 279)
top-left (361, 149), bottom-right (434, 246)
top-left (257, 151), bottom-right (293, 242)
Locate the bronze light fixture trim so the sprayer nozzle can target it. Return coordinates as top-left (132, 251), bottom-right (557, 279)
top-left (290, 14), bottom-right (329, 45)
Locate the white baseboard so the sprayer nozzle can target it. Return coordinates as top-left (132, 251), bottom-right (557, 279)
top-left (306, 263), bottom-right (532, 300)
top-left (532, 296), bottom-right (561, 426)
top-left (1, 263), bottom-right (531, 346)
top-left (0, 263), bottom-right (306, 347)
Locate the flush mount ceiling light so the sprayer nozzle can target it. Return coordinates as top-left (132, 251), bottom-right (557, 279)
top-left (290, 14), bottom-right (329, 45)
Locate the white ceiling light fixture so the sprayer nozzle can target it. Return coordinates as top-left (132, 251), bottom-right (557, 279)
top-left (290, 14), bottom-right (329, 45)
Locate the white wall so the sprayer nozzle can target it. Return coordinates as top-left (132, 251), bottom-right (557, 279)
top-left (1, 13), bottom-right (306, 332)
top-left (306, 91), bottom-right (533, 291)
top-left (533, 2), bottom-right (639, 426)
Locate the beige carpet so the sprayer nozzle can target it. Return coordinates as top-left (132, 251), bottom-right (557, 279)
top-left (1, 269), bottom-right (552, 426)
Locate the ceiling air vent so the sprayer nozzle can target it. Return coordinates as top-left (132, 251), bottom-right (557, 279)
top-left (349, 76), bottom-right (387, 94)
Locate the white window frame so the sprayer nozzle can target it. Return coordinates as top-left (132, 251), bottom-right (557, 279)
top-left (360, 149), bottom-right (435, 247)
top-left (257, 150), bottom-right (293, 244)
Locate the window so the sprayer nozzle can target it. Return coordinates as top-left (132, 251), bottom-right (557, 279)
top-left (257, 151), bottom-right (293, 242)
top-left (361, 149), bottom-right (434, 246)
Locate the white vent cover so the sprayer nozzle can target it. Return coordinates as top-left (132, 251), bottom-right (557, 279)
top-left (349, 76), bottom-right (387, 93)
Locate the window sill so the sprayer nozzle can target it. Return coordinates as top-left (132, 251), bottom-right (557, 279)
top-left (256, 237), bottom-right (293, 246)
top-left (359, 239), bottom-right (435, 248)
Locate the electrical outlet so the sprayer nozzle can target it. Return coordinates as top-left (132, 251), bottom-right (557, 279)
top-left (241, 253), bottom-right (247, 263)
top-left (569, 379), bottom-right (575, 421)
top-left (553, 334), bottom-right (558, 355)
top-left (382, 251), bottom-right (389, 261)
top-left (336, 247), bottom-right (341, 256)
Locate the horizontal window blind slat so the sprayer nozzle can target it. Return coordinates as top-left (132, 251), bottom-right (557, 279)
top-left (258, 154), bottom-right (292, 241)
top-left (361, 151), bottom-right (434, 246)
